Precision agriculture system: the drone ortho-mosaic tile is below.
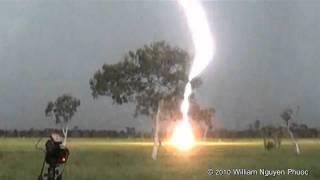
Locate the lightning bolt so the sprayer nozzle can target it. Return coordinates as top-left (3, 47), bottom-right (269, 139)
top-left (170, 0), bottom-right (215, 151)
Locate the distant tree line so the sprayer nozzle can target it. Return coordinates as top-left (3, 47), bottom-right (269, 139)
top-left (214, 123), bottom-right (318, 139)
top-left (0, 124), bottom-right (318, 138)
top-left (208, 122), bottom-right (319, 139)
top-left (0, 127), bottom-right (144, 138)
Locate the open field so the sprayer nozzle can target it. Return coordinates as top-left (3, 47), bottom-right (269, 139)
top-left (0, 138), bottom-right (320, 180)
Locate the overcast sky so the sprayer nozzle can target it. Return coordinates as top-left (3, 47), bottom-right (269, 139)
top-left (0, 0), bottom-right (319, 130)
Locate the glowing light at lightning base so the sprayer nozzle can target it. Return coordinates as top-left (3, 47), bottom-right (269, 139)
top-left (170, 0), bottom-right (215, 151)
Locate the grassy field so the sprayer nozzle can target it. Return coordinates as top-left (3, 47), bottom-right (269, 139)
top-left (0, 138), bottom-right (320, 180)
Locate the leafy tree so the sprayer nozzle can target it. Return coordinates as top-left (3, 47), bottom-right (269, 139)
top-left (89, 41), bottom-right (202, 126)
top-left (90, 41), bottom-right (202, 159)
top-left (90, 41), bottom-right (201, 118)
top-left (45, 94), bottom-right (80, 145)
top-left (189, 100), bottom-right (215, 140)
top-left (280, 108), bottom-right (300, 155)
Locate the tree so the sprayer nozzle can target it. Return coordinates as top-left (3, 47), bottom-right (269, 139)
top-left (189, 100), bottom-right (215, 140)
top-left (254, 119), bottom-right (260, 131)
top-left (90, 41), bottom-right (201, 116)
top-left (45, 94), bottom-right (80, 145)
top-left (90, 41), bottom-right (202, 159)
top-left (280, 108), bottom-right (301, 155)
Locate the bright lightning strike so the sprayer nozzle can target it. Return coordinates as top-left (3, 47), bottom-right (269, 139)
top-left (179, 0), bottom-right (215, 81)
top-left (170, 0), bottom-right (215, 151)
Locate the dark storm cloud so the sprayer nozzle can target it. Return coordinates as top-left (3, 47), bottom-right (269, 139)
top-left (0, 0), bottom-right (319, 130)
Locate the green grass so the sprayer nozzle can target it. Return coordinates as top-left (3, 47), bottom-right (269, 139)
top-left (0, 138), bottom-right (320, 180)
